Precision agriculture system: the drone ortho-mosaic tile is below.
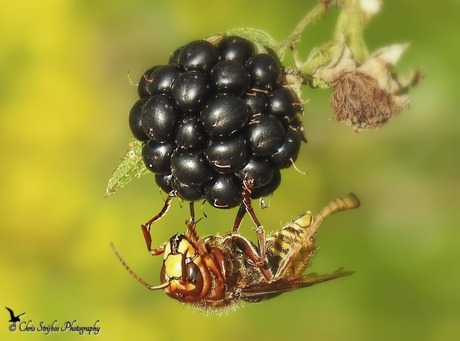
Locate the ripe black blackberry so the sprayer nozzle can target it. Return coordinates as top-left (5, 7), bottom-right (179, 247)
top-left (129, 36), bottom-right (306, 209)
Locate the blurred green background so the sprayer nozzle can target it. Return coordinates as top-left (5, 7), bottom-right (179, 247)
top-left (1, 0), bottom-right (459, 340)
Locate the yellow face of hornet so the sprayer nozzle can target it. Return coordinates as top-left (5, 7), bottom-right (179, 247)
top-left (160, 234), bottom-right (211, 302)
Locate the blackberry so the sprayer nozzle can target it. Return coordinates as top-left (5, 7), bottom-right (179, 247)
top-left (250, 168), bottom-right (281, 199)
top-left (244, 92), bottom-right (268, 116)
top-left (236, 157), bottom-right (273, 188)
top-left (201, 93), bottom-right (250, 137)
top-left (147, 65), bottom-right (181, 95)
top-left (171, 178), bottom-right (204, 202)
top-left (217, 36), bottom-right (255, 63)
top-left (246, 54), bottom-right (282, 90)
top-left (129, 36), bottom-right (306, 208)
top-left (141, 94), bottom-right (178, 142)
top-left (178, 40), bottom-right (218, 72)
top-left (169, 46), bottom-right (183, 66)
top-left (269, 127), bottom-right (303, 168)
top-left (204, 174), bottom-right (243, 209)
top-left (155, 173), bottom-right (173, 193)
top-left (172, 70), bottom-right (211, 112)
top-left (142, 140), bottom-right (175, 174)
top-left (268, 87), bottom-right (300, 123)
top-left (138, 66), bottom-right (159, 98)
top-left (204, 133), bottom-right (248, 173)
top-left (175, 116), bottom-right (207, 149)
top-left (246, 115), bottom-right (285, 156)
top-left (170, 149), bottom-right (214, 186)
top-left (210, 60), bottom-right (251, 94)
top-left (129, 98), bottom-right (149, 141)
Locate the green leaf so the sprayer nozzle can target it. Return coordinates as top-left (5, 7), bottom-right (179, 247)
top-left (105, 137), bottom-right (148, 197)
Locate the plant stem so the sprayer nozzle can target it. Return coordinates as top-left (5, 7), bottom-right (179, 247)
top-left (334, 0), bottom-right (369, 63)
top-left (275, 1), bottom-right (329, 55)
top-left (281, 0), bottom-right (371, 87)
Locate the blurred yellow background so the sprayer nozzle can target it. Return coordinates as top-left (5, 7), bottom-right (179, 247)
top-left (1, 0), bottom-right (459, 340)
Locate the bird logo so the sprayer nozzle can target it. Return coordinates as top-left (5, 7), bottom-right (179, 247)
top-left (5, 307), bottom-right (26, 331)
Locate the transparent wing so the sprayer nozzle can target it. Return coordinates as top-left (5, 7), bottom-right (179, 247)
top-left (240, 268), bottom-right (353, 302)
